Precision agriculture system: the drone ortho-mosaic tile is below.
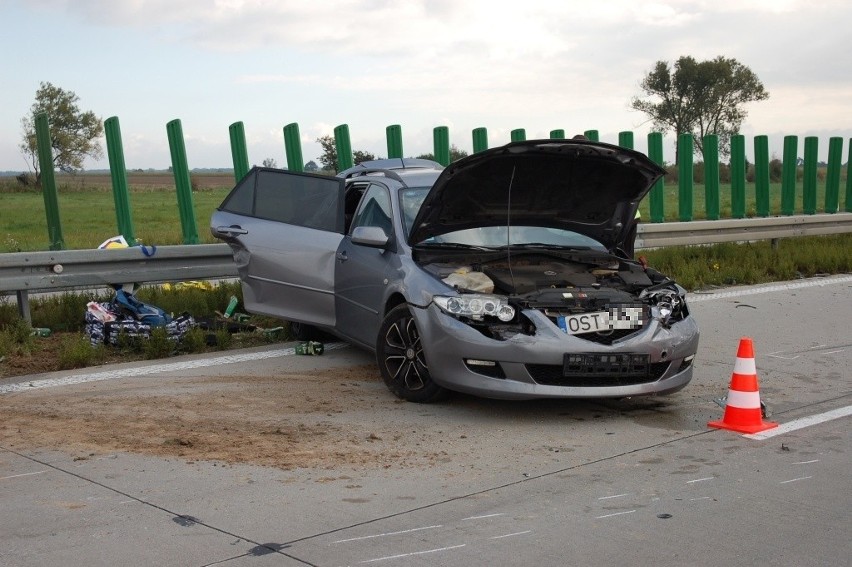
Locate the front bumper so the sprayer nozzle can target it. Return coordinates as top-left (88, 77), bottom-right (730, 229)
top-left (411, 304), bottom-right (699, 400)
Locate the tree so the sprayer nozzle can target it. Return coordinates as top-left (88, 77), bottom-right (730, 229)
top-left (316, 135), bottom-right (380, 172)
top-left (630, 56), bottom-right (768, 160)
top-left (304, 160), bottom-right (319, 172)
top-left (316, 135), bottom-right (338, 171)
top-left (262, 157), bottom-right (277, 168)
top-left (417, 144), bottom-right (469, 163)
top-left (353, 150), bottom-right (376, 165)
top-left (20, 82), bottom-right (104, 182)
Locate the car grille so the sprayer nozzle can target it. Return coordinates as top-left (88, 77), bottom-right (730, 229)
top-left (526, 360), bottom-right (671, 387)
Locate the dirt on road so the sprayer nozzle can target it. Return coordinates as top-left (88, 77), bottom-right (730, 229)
top-left (0, 364), bottom-right (454, 471)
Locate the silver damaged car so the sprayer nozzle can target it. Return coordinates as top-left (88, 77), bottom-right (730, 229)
top-left (212, 140), bottom-right (699, 402)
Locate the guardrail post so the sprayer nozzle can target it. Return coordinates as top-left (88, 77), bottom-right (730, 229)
top-left (433, 126), bottom-right (450, 166)
top-left (472, 127), bottom-right (488, 153)
top-left (510, 129), bottom-right (526, 142)
top-left (386, 125), bottom-right (403, 159)
top-left (35, 113), bottom-right (65, 250)
top-left (583, 129), bottom-right (599, 142)
top-left (618, 131), bottom-right (634, 149)
top-left (824, 137), bottom-right (842, 213)
top-left (703, 135), bottom-right (720, 220)
top-left (549, 129), bottom-right (565, 139)
top-left (647, 132), bottom-right (665, 223)
top-left (754, 135), bottom-right (770, 217)
top-left (228, 121), bottom-right (250, 181)
top-left (283, 123), bottom-right (304, 172)
top-left (803, 136), bottom-right (818, 214)
top-left (846, 138), bottom-right (852, 213)
top-left (334, 124), bottom-right (353, 171)
top-left (781, 135), bottom-right (798, 215)
top-left (730, 134), bottom-right (746, 219)
top-left (104, 116), bottom-right (136, 243)
top-left (166, 119), bottom-right (200, 244)
top-left (677, 133), bottom-right (693, 221)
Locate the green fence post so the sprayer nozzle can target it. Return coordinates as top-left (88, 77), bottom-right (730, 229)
top-left (334, 124), bottom-right (353, 172)
top-left (549, 129), bottom-right (565, 139)
top-left (703, 134), bottom-right (720, 220)
top-left (824, 137), bottom-right (842, 213)
top-left (472, 128), bottom-right (488, 153)
top-left (802, 136), bottom-right (818, 214)
top-left (754, 135), bottom-right (770, 217)
top-left (677, 134), bottom-right (693, 221)
top-left (846, 139), bottom-right (852, 212)
top-left (781, 135), bottom-right (798, 215)
top-left (386, 124), bottom-right (403, 159)
top-left (228, 121), bottom-right (250, 182)
top-left (647, 132), bottom-right (665, 223)
top-left (433, 126), bottom-right (450, 166)
top-left (618, 131), bottom-right (634, 150)
top-left (104, 116), bottom-right (136, 243)
top-left (34, 113), bottom-right (65, 250)
top-left (730, 134), bottom-right (746, 219)
top-left (511, 129), bottom-right (526, 142)
top-left (283, 123), bottom-right (304, 172)
top-left (166, 119), bottom-right (200, 245)
top-left (583, 129), bottom-right (599, 142)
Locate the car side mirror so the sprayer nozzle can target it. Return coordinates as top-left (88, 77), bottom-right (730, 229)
top-left (351, 225), bottom-right (390, 248)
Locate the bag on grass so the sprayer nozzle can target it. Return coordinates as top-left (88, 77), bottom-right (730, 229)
top-left (111, 289), bottom-right (172, 327)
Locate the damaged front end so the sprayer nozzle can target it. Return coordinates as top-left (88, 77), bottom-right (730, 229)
top-left (422, 249), bottom-right (691, 344)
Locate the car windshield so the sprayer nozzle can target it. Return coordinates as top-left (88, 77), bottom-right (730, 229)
top-left (399, 187), bottom-right (607, 250)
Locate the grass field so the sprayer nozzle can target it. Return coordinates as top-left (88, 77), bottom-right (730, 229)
top-left (0, 172), bottom-right (848, 252)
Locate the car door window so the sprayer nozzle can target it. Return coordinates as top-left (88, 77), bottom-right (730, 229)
top-left (218, 167), bottom-right (344, 233)
top-left (350, 183), bottom-right (393, 236)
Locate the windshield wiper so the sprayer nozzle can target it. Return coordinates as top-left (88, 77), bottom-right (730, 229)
top-left (494, 243), bottom-right (593, 250)
top-left (415, 242), bottom-right (495, 251)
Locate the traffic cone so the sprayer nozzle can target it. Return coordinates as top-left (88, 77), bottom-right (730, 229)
top-left (708, 337), bottom-right (778, 434)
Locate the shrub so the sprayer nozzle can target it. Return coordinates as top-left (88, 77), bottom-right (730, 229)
top-left (58, 334), bottom-right (105, 369)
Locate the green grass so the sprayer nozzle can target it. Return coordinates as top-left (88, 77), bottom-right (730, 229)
top-left (1, 182), bottom-right (231, 251)
top-left (1, 176), bottom-right (848, 252)
top-left (641, 233), bottom-right (852, 290)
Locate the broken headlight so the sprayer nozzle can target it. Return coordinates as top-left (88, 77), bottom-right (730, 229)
top-left (433, 294), bottom-right (516, 322)
top-left (642, 288), bottom-right (688, 327)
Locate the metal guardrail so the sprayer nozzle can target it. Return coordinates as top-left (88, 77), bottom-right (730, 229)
top-left (2, 213), bottom-right (851, 321)
top-left (1, 244), bottom-right (237, 321)
top-left (635, 212), bottom-right (852, 249)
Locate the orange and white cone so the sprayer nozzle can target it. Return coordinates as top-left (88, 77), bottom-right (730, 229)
top-left (708, 337), bottom-right (778, 434)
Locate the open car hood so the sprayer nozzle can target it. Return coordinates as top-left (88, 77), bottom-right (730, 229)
top-left (408, 140), bottom-right (665, 252)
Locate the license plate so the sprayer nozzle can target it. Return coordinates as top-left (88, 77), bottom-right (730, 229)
top-left (563, 353), bottom-right (650, 377)
top-left (557, 308), bottom-right (643, 335)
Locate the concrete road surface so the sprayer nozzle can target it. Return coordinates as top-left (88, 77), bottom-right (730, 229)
top-left (1, 275), bottom-right (850, 566)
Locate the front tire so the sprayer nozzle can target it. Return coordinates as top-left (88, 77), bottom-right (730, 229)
top-left (376, 304), bottom-right (447, 403)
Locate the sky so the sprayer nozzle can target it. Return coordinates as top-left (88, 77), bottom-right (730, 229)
top-left (1, 0), bottom-right (851, 172)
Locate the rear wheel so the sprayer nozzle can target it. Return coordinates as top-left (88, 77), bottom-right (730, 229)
top-left (376, 304), bottom-right (447, 403)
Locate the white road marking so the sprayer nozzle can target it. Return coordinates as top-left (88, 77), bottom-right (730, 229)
top-left (359, 544), bottom-right (466, 563)
top-left (490, 531), bottom-right (532, 539)
top-left (0, 470), bottom-right (46, 481)
top-left (793, 460), bottom-right (820, 465)
top-left (598, 493), bottom-right (629, 500)
top-left (687, 275), bottom-right (852, 303)
top-left (686, 477), bottom-right (714, 484)
top-left (0, 343), bottom-right (349, 395)
top-left (780, 476), bottom-right (813, 484)
top-left (333, 525), bottom-right (442, 544)
top-left (595, 510), bottom-right (636, 519)
top-left (744, 405), bottom-right (852, 440)
top-left (690, 497), bottom-right (713, 501)
top-left (462, 513), bottom-right (504, 521)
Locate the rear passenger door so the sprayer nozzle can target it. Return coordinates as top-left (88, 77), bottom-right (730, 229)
top-left (211, 168), bottom-right (345, 327)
